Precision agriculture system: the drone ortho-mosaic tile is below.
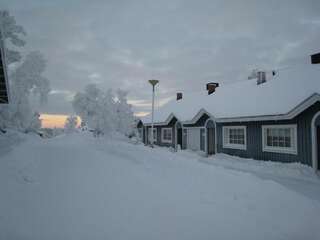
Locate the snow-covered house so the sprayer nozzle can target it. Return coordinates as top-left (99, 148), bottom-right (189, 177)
top-left (0, 30), bottom-right (9, 104)
top-left (138, 65), bottom-right (320, 171)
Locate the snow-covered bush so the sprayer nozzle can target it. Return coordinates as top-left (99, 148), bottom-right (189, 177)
top-left (64, 115), bottom-right (78, 133)
top-left (72, 84), bottom-right (134, 136)
top-left (27, 112), bottom-right (41, 132)
top-left (115, 89), bottom-right (135, 135)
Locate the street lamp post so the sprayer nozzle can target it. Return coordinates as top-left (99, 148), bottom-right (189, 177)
top-left (148, 79), bottom-right (159, 147)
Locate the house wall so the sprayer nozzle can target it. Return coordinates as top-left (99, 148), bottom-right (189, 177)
top-left (216, 101), bottom-right (320, 166)
top-left (144, 118), bottom-right (177, 147)
top-left (184, 114), bottom-right (209, 127)
top-left (183, 114), bottom-right (209, 152)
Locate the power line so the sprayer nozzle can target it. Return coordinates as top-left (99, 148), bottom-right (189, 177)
top-left (163, 53), bottom-right (317, 97)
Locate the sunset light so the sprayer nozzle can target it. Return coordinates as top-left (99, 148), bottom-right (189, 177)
top-left (40, 114), bottom-right (81, 129)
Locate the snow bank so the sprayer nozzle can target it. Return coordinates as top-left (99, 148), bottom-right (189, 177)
top-left (199, 153), bottom-right (319, 183)
top-left (0, 133), bottom-right (320, 240)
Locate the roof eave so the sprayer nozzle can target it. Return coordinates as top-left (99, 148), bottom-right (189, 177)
top-left (143, 113), bottom-right (179, 126)
top-left (139, 93), bottom-right (320, 126)
top-left (216, 93), bottom-right (320, 123)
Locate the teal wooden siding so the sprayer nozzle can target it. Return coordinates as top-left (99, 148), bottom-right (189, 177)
top-left (141, 101), bottom-right (320, 166)
top-left (182, 129), bottom-right (187, 149)
top-left (144, 117), bottom-right (177, 147)
top-left (217, 101), bottom-right (320, 166)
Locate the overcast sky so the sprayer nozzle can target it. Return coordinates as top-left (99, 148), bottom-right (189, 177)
top-left (2, 0), bottom-right (320, 116)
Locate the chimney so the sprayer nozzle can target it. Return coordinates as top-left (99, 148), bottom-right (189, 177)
top-left (176, 92), bottom-right (183, 101)
top-left (257, 71), bottom-right (266, 85)
top-left (311, 52), bottom-right (320, 64)
top-left (206, 82), bottom-right (219, 95)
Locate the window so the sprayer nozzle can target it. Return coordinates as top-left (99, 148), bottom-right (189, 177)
top-left (223, 126), bottom-right (247, 150)
top-left (161, 128), bottom-right (172, 143)
top-left (148, 128), bottom-right (157, 143)
top-left (262, 125), bottom-right (297, 154)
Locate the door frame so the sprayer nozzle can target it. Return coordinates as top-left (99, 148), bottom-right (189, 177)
top-left (311, 111), bottom-right (320, 171)
top-left (184, 127), bottom-right (204, 151)
top-left (174, 121), bottom-right (182, 150)
top-left (204, 118), bottom-right (217, 156)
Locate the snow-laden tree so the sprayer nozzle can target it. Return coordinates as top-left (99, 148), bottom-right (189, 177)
top-left (0, 11), bottom-right (50, 133)
top-left (0, 10), bottom-right (26, 64)
top-left (0, 51), bottom-right (50, 132)
top-left (28, 112), bottom-right (41, 132)
top-left (72, 84), bottom-right (134, 136)
top-left (64, 115), bottom-right (78, 133)
top-left (115, 89), bottom-right (134, 135)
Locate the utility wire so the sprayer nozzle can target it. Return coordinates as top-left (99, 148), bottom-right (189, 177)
top-left (167, 54), bottom-right (313, 96)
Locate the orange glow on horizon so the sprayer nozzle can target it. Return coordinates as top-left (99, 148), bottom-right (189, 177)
top-left (40, 114), bottom-right (81, 129)
top-left (134, 111), bottom-right (149, 117)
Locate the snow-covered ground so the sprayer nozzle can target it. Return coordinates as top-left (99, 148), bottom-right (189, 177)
top-left (1, 132), bottom-right (320, 240)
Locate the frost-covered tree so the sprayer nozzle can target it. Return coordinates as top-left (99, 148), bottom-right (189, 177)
top-left (64, 115), bottom-right (78, 133)
top-left (0, 11), bottom-right (50, 133)
top-left (27, 112), bottom-right (41, 132)
top-left (12, 51), bottom-right (50, 102)
top-left (72, 84), bottom-right (134, 136)
top-left (0, 10), bottom-right (26, 64)
top-left (73, 84), bottom-right (115, 136)
top-left (0, 51), bottom-right (50, 132)
top-left (115, 89), bottom-right (134, 135)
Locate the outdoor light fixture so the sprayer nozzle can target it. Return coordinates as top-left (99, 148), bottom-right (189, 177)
top-left (148, 79), bottom-right (159, 147)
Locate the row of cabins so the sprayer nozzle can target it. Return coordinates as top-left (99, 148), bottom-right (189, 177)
top-left (137, 66), bottom-right (320, 172)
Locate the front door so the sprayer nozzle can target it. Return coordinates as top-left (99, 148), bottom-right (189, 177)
top-left (207, 128), bottom-right (215, 155)
top-left (187, 128), bottom-right (201, 151)
top-left (177, 128), bottom-right (182, 149)
top-left (317, 127), bottom-right (320, 170)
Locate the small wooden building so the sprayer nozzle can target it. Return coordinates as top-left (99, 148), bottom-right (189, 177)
top-left (138, 66), bottom-right (320, 172)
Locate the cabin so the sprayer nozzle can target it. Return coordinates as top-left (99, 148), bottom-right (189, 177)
top-left (0, 29), bottom-right (9, 104)
top-left (138, 65), bottom-right (320, 172)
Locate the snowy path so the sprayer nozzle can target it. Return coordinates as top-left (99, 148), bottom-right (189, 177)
top-left (1, 133), bottom-right (320, 240)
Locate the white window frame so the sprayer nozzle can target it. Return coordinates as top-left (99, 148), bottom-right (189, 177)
top-left (262, 124), bottom-right (298, 155)
top-left (161, 128), bottom-right (172, 143)
top-left (222, 126), bottom-right (247, 150)
top-left (148, 128), bottom-right (157, 143)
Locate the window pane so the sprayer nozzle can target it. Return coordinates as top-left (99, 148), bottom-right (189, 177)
top-left (265, 127), bottom-right (293, 149)
top-left (284, 129), bottom-right (290, 137)
top-left (163, 129), bottom-right (172, 141)
top-left (279, 139), bottom-right (284, 147)
top-left (227, 128), bottom-right (245, 145)
top-left (285, 137), bottom-right (291, 147)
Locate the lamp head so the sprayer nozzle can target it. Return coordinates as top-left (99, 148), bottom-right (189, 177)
top-left (148, 79), bottom-right (159, 86)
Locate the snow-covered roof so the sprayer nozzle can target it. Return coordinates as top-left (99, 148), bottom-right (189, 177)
top-left (141, 65), bottom-right (320, 125)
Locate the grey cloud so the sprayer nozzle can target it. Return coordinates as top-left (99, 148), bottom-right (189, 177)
top-left (2, 0), bottom-right (320, 114)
